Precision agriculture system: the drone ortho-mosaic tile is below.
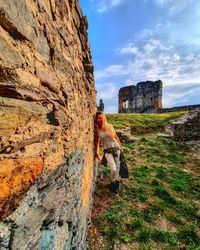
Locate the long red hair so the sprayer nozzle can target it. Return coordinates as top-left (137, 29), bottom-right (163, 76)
top-left (95, 113), bottom-right (116, 139)
top-left (95, 113), bottom-right (107, 129)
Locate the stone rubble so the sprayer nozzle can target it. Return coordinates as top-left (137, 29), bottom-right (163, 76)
top-left (165, 109), bottom-right (200, 140)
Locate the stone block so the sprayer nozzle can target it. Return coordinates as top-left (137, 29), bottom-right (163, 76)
top-left (0, 157), bottom-right (44, 220)
top-left (165, 110), bottom-right (200, 140)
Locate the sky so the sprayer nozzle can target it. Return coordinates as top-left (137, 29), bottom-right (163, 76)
top-left (79, 0), bottom-right (200, 113)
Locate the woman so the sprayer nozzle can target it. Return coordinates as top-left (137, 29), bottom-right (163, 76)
top-left (95, 112), bottom-right (123, 192)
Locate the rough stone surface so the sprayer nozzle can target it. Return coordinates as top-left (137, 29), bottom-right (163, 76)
top-left (0, 157), bottom-right (44, 220)
top-left (118, 80), bottom-right (163, 113)
top-left (165, 109), bottom-right (200, 140)
top-left (0, 0), bottom-right (96, 249)
top-left (115, 129), bottom-right (139, 143)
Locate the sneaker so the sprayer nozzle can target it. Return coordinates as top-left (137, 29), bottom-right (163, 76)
top-left (109, 180), bottom-right (119, 193)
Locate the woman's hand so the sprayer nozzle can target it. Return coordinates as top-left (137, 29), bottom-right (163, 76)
top-left (95, 153), bottom-right (101, 161)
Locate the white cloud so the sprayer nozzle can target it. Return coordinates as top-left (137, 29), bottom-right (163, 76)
top-left (95, 39), bottom-right (200, 89)
top-left (154, 0), bottom-right (173, 5)
top-left (90, 0), bottom-right (124, 13)
top-left (149, 0), bottom-right (200, 19)
top-left (95, 64), bottom-right (125, 79)
top-left (117, 40), bottom-right (170, 58)
top-left (144, 39), bottom-right (170, 53)
top-left (98, 6), bottom-right (106, 13)
top-left (125, 78), bottom-right (134, 86)
top-left (135, 28), bottom-right (155, 41)
top-left (96, 82), bottom-right (119, 113)
top-left (96, 83), bottom-right (118, 100)
top-left (163, 92), bottom-right (187, 107)
top-left (163, 85), bottom-right (200, 107)
top-left (128, 50), bottom-right (200, 87)
top-left (118, 44), bottom-right (138, 55)
top-left (92, 0), bottom-right (200, 112)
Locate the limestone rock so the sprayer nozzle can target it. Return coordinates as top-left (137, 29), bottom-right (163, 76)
top-left (0, 0), bottom-right (96, 249)
top-left (165, 109), bottom-right (200, 140)
top-left (116, 129), bottom-right (139, 143)
top-left (0, 157), bottom-right (44, 220)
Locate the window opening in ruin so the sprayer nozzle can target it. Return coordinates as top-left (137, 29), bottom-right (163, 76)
top-left (125, 100), bottom-right (129, 109)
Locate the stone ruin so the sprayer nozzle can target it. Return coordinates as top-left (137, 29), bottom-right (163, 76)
top-left (118, 80), bottom-right (163, 113)
top-left (165, 109), bottom-right (200, 140)
top-left (119, 80), bottom-right (200, 114)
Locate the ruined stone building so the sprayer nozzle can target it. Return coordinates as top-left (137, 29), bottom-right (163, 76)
top-left (118, 80), bottom-right (163, 113)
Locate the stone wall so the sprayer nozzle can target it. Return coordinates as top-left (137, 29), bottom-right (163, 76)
top-left (0, 0), bottom-right (96, 249)
top-left (165, 109), bottom-right (200, 140)
top-left (118, 80), bottom-right (162, 113)
top-left (158, 104), bottom-right (200, 113)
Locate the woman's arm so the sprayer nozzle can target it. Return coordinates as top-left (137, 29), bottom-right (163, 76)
top-left (114, 133), bottom-right (122, 147)
top-left (108, 124), bottom-right (123, 151)
top-left (94, 131), bottom-right (100, 160)
top-left (114, 133), bottom-right (124, 152)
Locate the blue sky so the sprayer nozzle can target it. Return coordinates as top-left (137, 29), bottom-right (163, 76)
top-left (79, 0), bottom-right (200, 113)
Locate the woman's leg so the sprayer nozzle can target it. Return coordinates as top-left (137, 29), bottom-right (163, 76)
top-left (114, 150), bottom-right (121, 181)
top-left (105, 153), bottom-right (117, 181)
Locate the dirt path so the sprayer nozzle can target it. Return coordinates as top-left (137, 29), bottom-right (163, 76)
top-left (87, 176), bottom-right (117, 250)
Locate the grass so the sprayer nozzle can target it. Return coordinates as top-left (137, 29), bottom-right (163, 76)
top-left (90, 112), bottom-right (200, 250)
top-left (106, 112), bottom-right (187, 135)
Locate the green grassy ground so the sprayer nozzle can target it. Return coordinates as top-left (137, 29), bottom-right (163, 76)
top-left (106, 112), bottom-right (187, 135)
top-left (89, 112), bottom-right (200, 250)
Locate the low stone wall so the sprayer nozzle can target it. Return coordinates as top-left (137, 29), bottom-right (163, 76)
top-left (165, 109), bottom-right (200, 140)
top-left (158, 104), bottom-right (200, 113)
